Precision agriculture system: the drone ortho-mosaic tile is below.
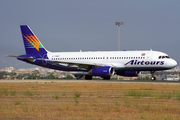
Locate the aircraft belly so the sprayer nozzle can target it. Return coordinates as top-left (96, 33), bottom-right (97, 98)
top-left (124, 66), bottom-right (167, 71)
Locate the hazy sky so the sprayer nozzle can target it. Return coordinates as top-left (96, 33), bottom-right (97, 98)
top-left (0, 0), bottom-right (180, 69)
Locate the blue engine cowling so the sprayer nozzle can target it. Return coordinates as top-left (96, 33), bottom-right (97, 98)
top-left (89, 66), bottom-right (114, 77)
top-left (116, 71), bottom-right (139, 77)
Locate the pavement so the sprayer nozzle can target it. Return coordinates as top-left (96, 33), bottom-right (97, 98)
top-left (0, 79), bottom-right (180, 84)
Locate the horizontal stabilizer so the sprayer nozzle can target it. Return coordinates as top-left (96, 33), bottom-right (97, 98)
top-left (6, 55), bottom-right (34, 61)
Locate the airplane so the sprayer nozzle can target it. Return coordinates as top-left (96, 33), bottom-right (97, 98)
top-left (7, 25), bottom-right (177, 80)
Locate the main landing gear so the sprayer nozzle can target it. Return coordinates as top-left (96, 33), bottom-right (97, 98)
top-left (85, 75), bottom-right (111, 80)
top-left (103, 76), bottom-right (111, 80)
top-left (85, 75), bottom-right (92, 80)
top-left (151, 71), bottom-right (156, 81)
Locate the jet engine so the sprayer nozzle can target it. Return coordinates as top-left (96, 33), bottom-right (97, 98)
top-left (88, 66), bottom-right (114, 77)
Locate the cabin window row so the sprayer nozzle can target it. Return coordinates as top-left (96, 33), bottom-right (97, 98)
top-left (110, 57), bottom-right (145, 59)
top-left (52, 57), bottom-right (105, 60)
top-left (51, 56), bottom-right (145, 60)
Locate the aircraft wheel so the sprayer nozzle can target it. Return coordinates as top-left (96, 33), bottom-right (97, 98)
top-left (103, 76), bottom-right (111, 80)
top-left (151, 77), bottom-right (156, 81)
top-left (85, 75), bottom-right (92, 80)
top-left (151, 71), bottom-right (156, 81)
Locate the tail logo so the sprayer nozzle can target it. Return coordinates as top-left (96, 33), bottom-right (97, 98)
top-left (23, 34), bottom-right (40, 51)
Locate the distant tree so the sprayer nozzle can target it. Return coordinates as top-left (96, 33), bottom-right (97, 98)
top-left (26, 74), bottom-right (36, 79)
top-left (65, 74), bottom-right (75, 79)
top-left (32, 70), bottom-right (39, 76)
top-left (0, 72), bottom-right (4, 79)
top-left (47, 73), bottom-right (57, 79)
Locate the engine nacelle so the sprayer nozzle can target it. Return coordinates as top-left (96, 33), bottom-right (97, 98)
top-left (116, 71), bottom-right (139, 77)
top-left (89, 66), bottom-right (114, 77)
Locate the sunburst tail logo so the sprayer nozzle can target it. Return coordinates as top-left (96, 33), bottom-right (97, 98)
top-left (20, 25), bottom-right (48, 54)
top-left (23, 34), bottom-right (40, 51)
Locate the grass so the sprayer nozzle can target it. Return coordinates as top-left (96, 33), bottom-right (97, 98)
top-left (0, 88), bottom-right (16, 96)
top-left (0, 82), bottom-right (180, 119)
top-left (126, 89), bottom-right (153, 98)
top-left (10, 90), bottom-right (16, 96)
top-left (15, 100), bottom-right (22, 105)
top-left (52, 92), bottom-right (59, 99)
top-left (61, 91), bottom-right (66, 96)
top-left (73, 91), bottom-right (81, 104)
top-left (171, 90), bottom-right (180, 99)
top-left (0, 88), bottom-right (9, 96)
top-left (124, 97), bottom-right (131, 107)
top-left (24, 90), bottom-right (36, 96)
top-left (74, 91), bottom-right (81, 98)
top-left (156, 90), bottom-right (180, 99)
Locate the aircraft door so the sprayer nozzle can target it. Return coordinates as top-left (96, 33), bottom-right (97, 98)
top-left (146, 53), bottom-right (152, 61)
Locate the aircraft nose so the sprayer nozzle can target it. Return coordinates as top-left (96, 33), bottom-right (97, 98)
top-left (170, 59), bottom-right (177, 68)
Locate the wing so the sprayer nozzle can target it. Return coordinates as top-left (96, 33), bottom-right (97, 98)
top-left (38, 58), bottom-right (112, 69)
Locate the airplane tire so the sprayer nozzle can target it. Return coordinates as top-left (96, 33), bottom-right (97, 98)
top-left (103, 76), bottom-right (111, 80)
top-left (151, 77), bottom-right (156, 81)
top-left (85, 75), bottom-right (92, 80)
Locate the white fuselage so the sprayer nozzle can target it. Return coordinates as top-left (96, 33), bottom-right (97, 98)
top-left (47, 50), bottom-right (177, 72)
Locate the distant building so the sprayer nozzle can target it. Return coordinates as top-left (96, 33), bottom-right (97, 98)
top-left (1, 67), bottom-right (15, 73)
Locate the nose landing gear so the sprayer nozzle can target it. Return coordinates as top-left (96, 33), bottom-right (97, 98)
top-left (151, 71), bottom-right (156, 81)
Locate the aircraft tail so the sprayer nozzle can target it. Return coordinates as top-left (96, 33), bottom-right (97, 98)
top-left (20, 25), bottom-right (49, 55)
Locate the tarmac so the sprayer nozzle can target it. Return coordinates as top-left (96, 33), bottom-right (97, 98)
top-left (0, 79), bottom-right (180, 84)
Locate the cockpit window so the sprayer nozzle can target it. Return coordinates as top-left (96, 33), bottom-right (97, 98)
top-left (158, 56), bottom-right (170, 59)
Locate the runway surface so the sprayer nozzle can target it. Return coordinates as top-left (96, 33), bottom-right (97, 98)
top-left (0, 79), bottom-right (180, 84)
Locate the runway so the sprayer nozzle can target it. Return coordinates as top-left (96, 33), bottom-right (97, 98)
top-left (0, 79), bottom-right (180, 84)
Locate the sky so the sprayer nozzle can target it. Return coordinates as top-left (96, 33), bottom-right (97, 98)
top-left (0, 0), bottom-right (180, 69)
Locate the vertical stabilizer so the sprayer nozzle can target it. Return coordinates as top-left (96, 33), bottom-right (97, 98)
top-left (20, 25), bottom-right (49, 54)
